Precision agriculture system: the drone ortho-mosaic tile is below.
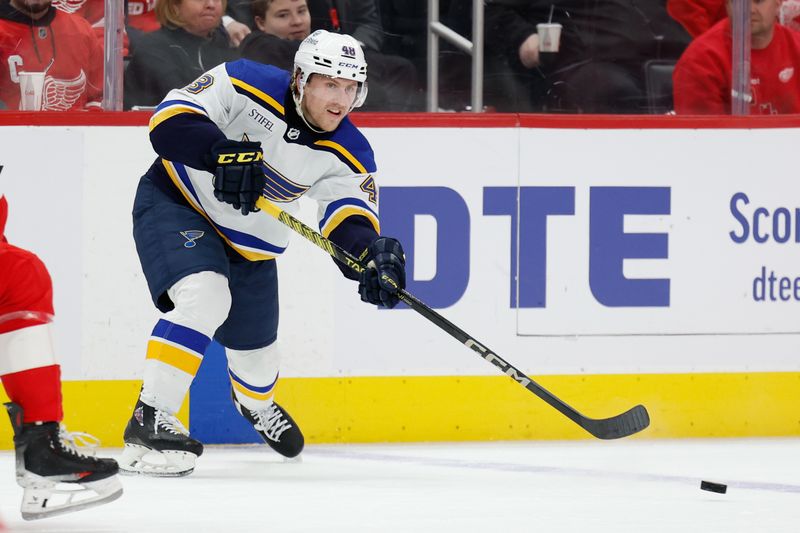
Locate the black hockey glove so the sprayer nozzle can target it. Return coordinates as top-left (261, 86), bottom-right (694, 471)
top-left (358, 236), bottom-right (406, 309)
top-left (207, 139), bottom-right (266, 215)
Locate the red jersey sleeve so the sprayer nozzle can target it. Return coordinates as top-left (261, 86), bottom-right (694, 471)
top-left (668, 0), bottom-right (728, 38)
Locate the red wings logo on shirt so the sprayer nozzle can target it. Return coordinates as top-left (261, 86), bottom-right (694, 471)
top-left (43, 70), bottom-right (87, 111)
top-left (51, 0), bottom-right (87, 14)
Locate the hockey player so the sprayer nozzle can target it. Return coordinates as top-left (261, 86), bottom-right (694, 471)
top-left (120, 29), bottom-right (406, 477)
top-left (0, 192), bottom-right (122, 520)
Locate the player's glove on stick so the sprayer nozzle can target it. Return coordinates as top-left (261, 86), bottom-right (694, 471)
top-left (359, 237), bottom-right (406, 308)
top-left (207, 139), bottom-right (266, 215)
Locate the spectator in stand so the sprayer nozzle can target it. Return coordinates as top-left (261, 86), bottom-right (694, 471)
top-left (307, 0), bottom-right (382, 51)
top-left (239, 0), bottom-right (311, 70)
top-left (123, 0), bottom-right (239, 109)
top-left (485, 0), bottom-right (691, 113)
top-left (669, 0), bottom-right (800, 38)
top-left (308, 0), bottom-right (420, 110)
top-left (53, 0), bottom-right (251, 50)
top-left (673, 0), bottom-right (800, 114)
top-left (241, 0), bottom-right (418, 110)
top-left (0, 0), bottom-right (103, 110)
top-left (56, 0), bottom-right (188, 33)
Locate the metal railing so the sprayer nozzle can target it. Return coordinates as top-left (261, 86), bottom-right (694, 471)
top-left (102, 0), bottom-right (124, 111)
top-left (730, 0), bottom-right (751, 115)
top-left (427, 0), bottom-right (484, 112)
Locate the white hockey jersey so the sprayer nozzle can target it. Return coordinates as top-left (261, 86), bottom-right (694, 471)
top-left (147, 59), bottom-right (380, 261)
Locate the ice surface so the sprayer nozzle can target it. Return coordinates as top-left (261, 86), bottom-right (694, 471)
top-left (1, 438), bottom-right (798, 532)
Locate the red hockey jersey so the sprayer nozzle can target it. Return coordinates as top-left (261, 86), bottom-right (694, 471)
top-left (673, 20), bottom-right (800, 114)
top-left (0, 194), bottom-right (55, 334)
top-left (53, 0), bottom-right (159, 32)
top-left (0, 3), bottom-right (103, 111)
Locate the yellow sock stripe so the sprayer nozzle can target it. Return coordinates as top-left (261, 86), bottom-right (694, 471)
top-left (146, 340), bottom-right (203, 376)
top-left (231, 378), bottom-right (275, 401)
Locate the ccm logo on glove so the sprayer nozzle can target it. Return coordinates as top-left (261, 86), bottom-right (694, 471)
top-left (206, 139), bottom-right (267, 216)
top-left (216, 151), bottom-right (264, 164)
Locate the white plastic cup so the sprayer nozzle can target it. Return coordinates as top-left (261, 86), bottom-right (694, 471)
top-left (18, 71), bottom-right (46, 111)
top-left (536, 23), bottom-right (562, 53)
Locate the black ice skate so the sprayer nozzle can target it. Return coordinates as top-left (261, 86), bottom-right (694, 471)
top-left (231, 389), bottom-right (304, 458)
top-left (4, 402), bottom-right (122, 521)
top-left (119, 399), bottom-right (203, 477)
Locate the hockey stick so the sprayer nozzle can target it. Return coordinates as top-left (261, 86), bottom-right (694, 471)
top-left (256, 197), bottom-right (650, 439)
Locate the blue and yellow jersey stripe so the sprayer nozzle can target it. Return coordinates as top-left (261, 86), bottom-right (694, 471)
top-left (262, 162), bottom-right (309, 203)
top-left (311, 117), bottom-right (376, 174)
top-left (149, 99), bottom-right (208, 131)
top-left (226, 61), bottom-right (289, 118)
top-left (312, 139), bottom-right (373, 175)
top-left (161, 160), bottom-right (287, 261)
top-left (320, 197), bottom-right (380, 238)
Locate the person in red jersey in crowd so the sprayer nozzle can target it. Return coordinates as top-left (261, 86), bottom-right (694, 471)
top-left (0, 187), bottom-right (122, 520)
top-left (668, 0), bottom-right (800, 38)
top-left (673, 0), bottom-right (800, 114)
top-left (53, 0), bottom-right (251, 49)
top-left (0, 0), bottom-right (103, 110)
top-left (52, 0), bottom-right (159, 39)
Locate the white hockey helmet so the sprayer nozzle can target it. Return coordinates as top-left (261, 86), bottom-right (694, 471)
top-left (292, 30), bottom-right (369, 113)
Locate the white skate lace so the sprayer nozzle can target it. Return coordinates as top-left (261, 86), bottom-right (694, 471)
top-left (252, 404), bottom-right (291, 441)
top-left (57, 426), bottom-right (101, 459)
top-left (154, 410), bottom-right (190, 436)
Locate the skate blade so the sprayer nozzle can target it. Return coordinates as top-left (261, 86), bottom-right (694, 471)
top-left (20, 475), bottom-right (123, 521)
top-left (118, 443), bottom-right (197, 477)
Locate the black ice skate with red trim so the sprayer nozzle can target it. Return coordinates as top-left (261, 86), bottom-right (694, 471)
top-left (4, 402), bottom-right (122, 520)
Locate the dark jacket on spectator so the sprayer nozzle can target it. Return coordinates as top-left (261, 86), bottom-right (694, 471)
top-left (484, 0), bottom-right (690, 112)
top-left (307, 0), bottom-right (384, 51)
top-left (239, 30), bottom-right (299, 72)
top-left (124, 25), bottom-right (238, 109)
top-left (486, 0), bottom-right (690, 73)
top-left (240, 23), bottom-right (419, 111)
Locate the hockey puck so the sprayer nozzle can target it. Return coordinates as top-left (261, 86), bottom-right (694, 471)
top-left (700, 480), bottom-right (727, 494)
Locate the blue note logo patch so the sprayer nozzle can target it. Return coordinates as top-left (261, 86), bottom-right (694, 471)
top-left (181, 230), bottom-right (205, 248)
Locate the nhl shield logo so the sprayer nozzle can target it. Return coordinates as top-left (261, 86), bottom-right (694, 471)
top-left (38, 27), bottom-right (48, 39)
top-left (287, 128), bottom-right (300, 140)
top-left (779, 67), bottom-right (794, 83)
top-left (180, 230), bottom-right (205, 248)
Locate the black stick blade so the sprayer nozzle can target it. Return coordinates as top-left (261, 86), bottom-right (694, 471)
top-left (581, 404), bottom-right (650, 440)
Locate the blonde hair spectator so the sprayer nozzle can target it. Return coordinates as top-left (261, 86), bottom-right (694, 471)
top-left (156, 0), bottom-right (229, 30)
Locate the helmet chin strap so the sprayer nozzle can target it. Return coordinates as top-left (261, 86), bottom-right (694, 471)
top-left (295, 97), bottom-right (326, 134)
